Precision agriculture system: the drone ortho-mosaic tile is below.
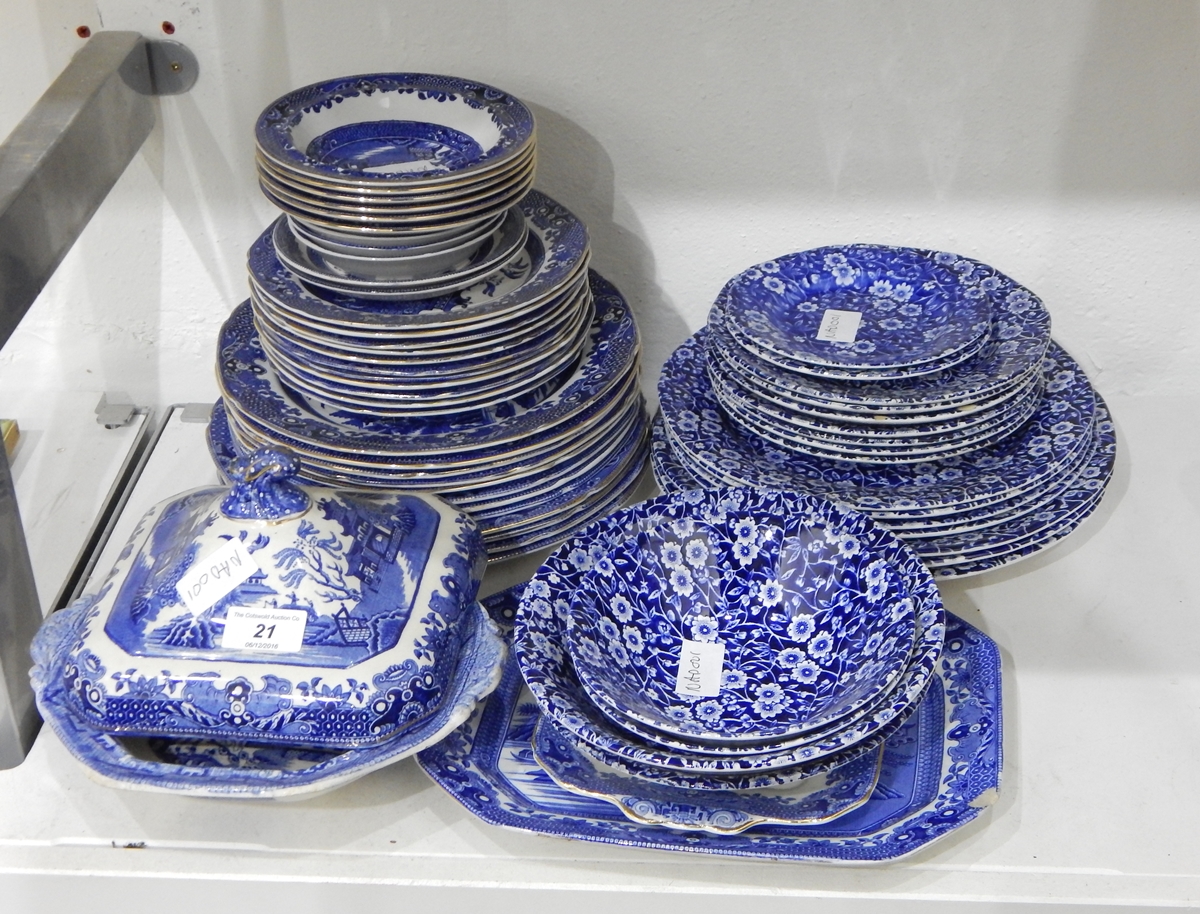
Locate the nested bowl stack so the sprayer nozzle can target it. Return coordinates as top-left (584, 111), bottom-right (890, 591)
top-left (510, 487), bottom-right (947, 835)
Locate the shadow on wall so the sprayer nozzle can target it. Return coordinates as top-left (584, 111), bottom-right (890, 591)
top-left (1058, 0), bottom-right (1200, 197)
top-left (530, 103), bottom-right (687, 406)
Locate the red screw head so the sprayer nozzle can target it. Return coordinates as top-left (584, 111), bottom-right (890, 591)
top-left (75, 25), bottom-right (91, 38)
top-left (161, 21), bottom-right (175, 34)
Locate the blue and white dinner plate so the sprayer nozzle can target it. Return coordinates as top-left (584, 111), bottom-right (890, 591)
top-left (418, 585), bottom-right (1001, 864)
top-left (659, 331), bottom-right (1096, 517)
top-left (31, 598), bottom-right (506, 799)
top-left (255, 73), bottom-right (535, 186)
top-left (721, 246), bottom-right (994, 374)
top-left (220, 271), bottom-right (639, 457)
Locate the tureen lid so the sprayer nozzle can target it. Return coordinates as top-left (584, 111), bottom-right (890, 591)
top-left (50, 447), bottom-right (486, 748)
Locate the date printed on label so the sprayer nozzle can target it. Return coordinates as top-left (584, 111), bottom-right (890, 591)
top-left (221, 607), bottom-right (308, 653)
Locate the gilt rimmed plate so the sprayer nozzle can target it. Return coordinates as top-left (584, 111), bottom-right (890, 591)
top-left (418, 600), bottom-right (1001, 864)
top-left (255, 73), bottom-right (534, 185)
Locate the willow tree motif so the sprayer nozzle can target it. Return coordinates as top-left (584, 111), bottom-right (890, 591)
top-left (273, 520), bottom-right (362, 606)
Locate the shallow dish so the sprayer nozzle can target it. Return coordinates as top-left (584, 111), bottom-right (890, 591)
top-left (255, 73), bottom-right (534, 185)
top-left (419, 592), bottom-right (1001, 865)
top-left (723, 246), bottom-right (992, 373)
top-left (533, 715), bottom-right (884, 834)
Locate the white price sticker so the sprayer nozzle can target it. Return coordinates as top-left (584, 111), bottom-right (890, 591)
top-left (221, 606), bottom-right (308, 653)
top-left (176, 538), bottom-right (260, 612)
top-left (816, 308), bottom-right (862, 343)
top-left (674, 639), bottom-right (726, 698)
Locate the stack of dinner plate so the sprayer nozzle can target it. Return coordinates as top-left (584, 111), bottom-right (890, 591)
top-left (506, 487), bottom-right (957, 838)
top-left (654, 245), bottom-right (1116, 577)
top-left (210, 74), bottom-right (649, 559)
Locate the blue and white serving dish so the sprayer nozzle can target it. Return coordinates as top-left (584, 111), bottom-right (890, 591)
top-left (31, 595), bottom-right (505, 799)
top-left (31, 446), bottom-right (487, 749)
top-left (418, 585), bottom-right (1002, 864)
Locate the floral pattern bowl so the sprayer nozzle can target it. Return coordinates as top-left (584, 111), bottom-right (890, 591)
top-left (562, 503), bottom-right (918, 743)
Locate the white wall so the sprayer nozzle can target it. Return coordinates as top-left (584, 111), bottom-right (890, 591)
top-left (1, 0), bottom-right (1197, 405)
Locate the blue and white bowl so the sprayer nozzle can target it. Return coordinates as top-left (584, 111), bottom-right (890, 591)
top-left (562, 504), bottom-right (918, 743)
top-left (514, 487), bottom-right (946, 786)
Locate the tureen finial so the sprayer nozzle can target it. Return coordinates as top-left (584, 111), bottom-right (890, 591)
top-left (220, 447), bottom-right (312, 522)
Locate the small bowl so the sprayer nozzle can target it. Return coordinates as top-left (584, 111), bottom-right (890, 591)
top-left (563, 510), bottom-right (917, 743)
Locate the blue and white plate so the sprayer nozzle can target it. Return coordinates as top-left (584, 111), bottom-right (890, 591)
top-left (711, 257), bottom-right (1050, 408)
top-left (514, 488), bottom-right (945, 783)
top-left (418, 594), bottom-right (1001, 864)
top-left (221, 271), bottom-right (639, 456)
top-left (722, 246), bottom-right (994, 373)
top-left (532, 715), bottom-right (884, 834)
top-left (248, 190), bottom-right (587, 328)
top-left (255, 73), bottom-right (535, 185)
top-left (32, 598), bottom-right (506, 799)
top-left (660, 331), bottom-right (1095, 516)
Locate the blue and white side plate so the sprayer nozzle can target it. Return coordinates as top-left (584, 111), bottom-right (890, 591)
top-left (660, 331), bottom-right (1096, 516)
top-left (418, 593), bottom-right (1001, 864)
top-left (32, 598), bottom-right (505, 799)
top-left (532, 715), bottom-right (885, 834)
top-left (220, 270), bottom-right (639, 456)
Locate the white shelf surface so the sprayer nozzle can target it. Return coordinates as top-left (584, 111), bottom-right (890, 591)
top-left (0, 393), bottom-right (1196, 911)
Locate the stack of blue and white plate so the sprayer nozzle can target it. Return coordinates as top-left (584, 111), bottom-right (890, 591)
top-left (417, 487), bottom-right (1003, 863)
top-left (210, 74), bottom-right (649, 559)
top-left (654, 245), bottom-right (1116, 577)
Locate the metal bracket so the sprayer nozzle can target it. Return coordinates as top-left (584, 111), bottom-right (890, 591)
top-left (119, 39), bottom-right (200, 96)
top-left (0, 31), bottom-right (197, 766)
top-left (94, 392), bottom-right (137, 428)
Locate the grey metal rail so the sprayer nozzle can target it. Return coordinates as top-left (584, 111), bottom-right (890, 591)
top-left (0, 31), bottom-right (197, 765)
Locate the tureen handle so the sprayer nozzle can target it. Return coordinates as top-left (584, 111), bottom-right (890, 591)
top-left (219, 447), bottom-right (312, 522)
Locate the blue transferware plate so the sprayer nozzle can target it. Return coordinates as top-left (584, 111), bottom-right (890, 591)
top-left (707, 351), bottom-right (1044, 446)
top-left (562, 506), bottom-right (917, 742)
top-left (249, 190), bottom-right (585, 327)
top-left (272, 208), bottom-right (528, 291)
top-left (32, 597), bottom-right (505, 799)
top-left (709, 258), bottom-right (1050, 408)
top-left (255, 73), bottom-right (534, 183)
top-left (37, 448), bottom-right (486, 749)
top-left (722, 246), bottom-right (993, 372)
top-left (660, 332), bottom-right (1096, 516)
top-left (220, 271), bottom-right (639, 456)
top-left (253, 281), bottom-right (590, 375)
top-left (514, 488), bottom-right (945, 783)
top-left (217, 362), bottom-right (641, 485)
top-left (710, 372), bottom-right (1045, 465)
top-left (418, 595), bottom-right (1001, 864)
top-left (533, 715), bottom-right (884, 834)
